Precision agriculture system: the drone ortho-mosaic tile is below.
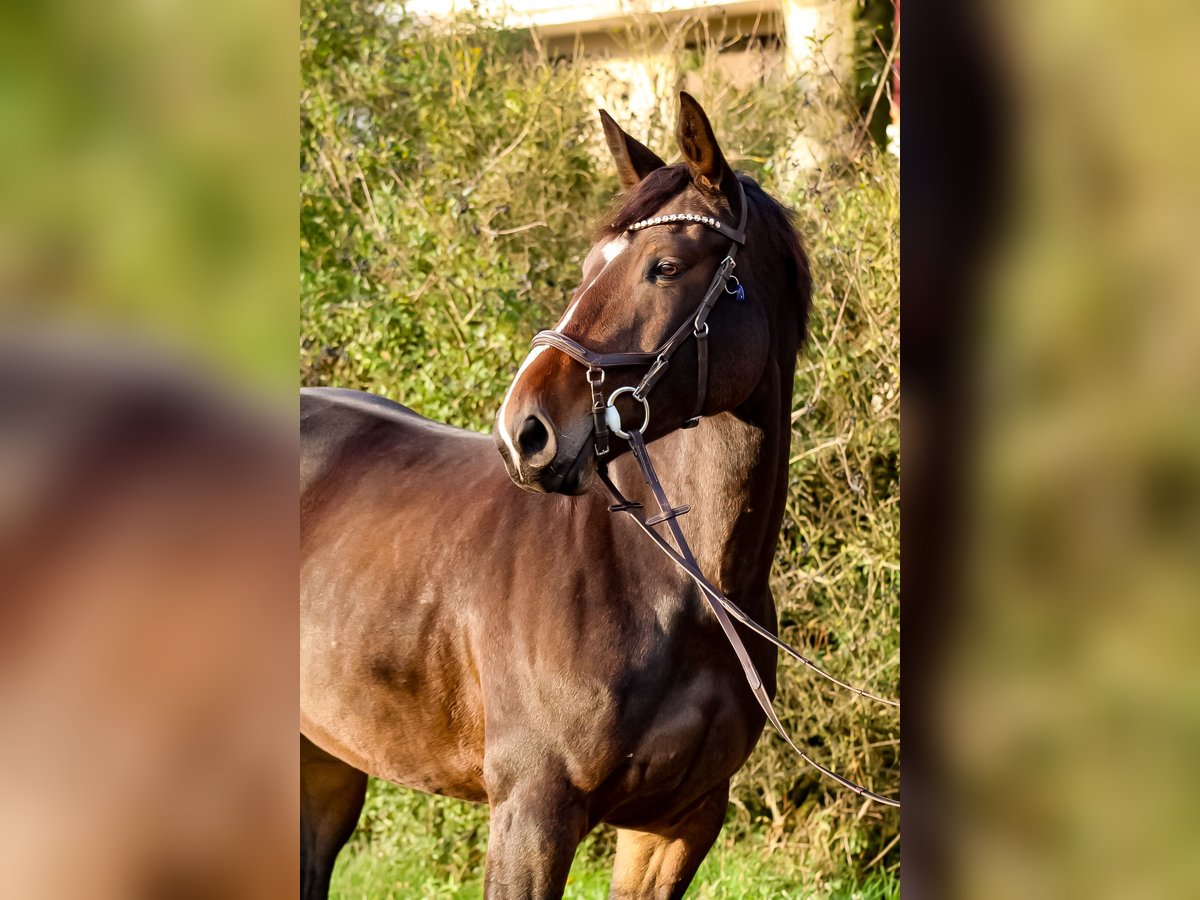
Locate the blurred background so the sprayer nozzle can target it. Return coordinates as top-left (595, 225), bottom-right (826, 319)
top-left (0, 0), bottom-right (296, 387)
top-left (905, 3), bottom-right (1200, 899)
top-left (301, 0), bottom-right (899, 896)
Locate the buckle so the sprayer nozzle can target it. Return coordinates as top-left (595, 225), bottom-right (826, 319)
top-left (647, 504), bottom-right (690, 525)
top-left (633, 355), bottom-right (669, 401)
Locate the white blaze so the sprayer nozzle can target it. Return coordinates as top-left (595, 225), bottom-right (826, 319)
top-left (497, 345), bottom-right (548, 463)
top-left (601, 234), bottom-right (629, 264)
top-left (499, 234), bottom-right (629, 463)
top-left (554, 235), bottom-right (628, 332)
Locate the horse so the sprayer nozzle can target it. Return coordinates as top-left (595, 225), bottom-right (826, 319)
top-left (300, 92), bottom-right (812, 899)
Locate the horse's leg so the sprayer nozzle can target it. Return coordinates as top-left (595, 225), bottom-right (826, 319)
top-left (607, 783), bottom-right (729, 900)
top-left (483, 776), bottom-right (589, 899)
top-left (300, 735), bottom-right (368, 900)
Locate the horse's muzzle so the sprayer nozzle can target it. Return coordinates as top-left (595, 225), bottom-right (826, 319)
top-left (494, 406), bottom-right (595, 495)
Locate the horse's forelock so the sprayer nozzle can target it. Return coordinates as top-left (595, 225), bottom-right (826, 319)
top-left (598, 165), bottom-right (692, 237)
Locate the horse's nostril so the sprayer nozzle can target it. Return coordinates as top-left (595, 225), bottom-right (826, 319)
top-left (518, 415), bottom-right (550, 456)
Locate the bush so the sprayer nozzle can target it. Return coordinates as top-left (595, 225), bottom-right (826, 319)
top-left (302, 0), bottom-right (898, 890)
top-left (301, 0), bottom-right (603, 426)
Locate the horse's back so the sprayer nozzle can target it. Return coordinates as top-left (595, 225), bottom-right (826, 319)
top-left (300, 387), bottom-right (485, 495)
top-left (301, 386), bottom-right (415, 420)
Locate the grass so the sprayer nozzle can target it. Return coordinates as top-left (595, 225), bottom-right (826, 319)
top-left (331, 833), bottom-right (899, 899)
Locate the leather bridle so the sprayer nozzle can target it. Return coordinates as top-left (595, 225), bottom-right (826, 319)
top-left (528, 181), bottom-right (900, 808)
top-left (531, 182), bottom-right (748, 456)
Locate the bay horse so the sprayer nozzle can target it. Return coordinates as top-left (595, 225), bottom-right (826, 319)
top-left (1, 336), bottom-right (297, 898)
top-left (301, 93), bottom-right (814, 899)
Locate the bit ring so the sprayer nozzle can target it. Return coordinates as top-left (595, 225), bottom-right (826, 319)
top-left (604, 386), bottom-right (650, 439)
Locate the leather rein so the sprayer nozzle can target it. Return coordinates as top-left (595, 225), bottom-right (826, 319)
top-left (531, 183), bottom-right (900, 808)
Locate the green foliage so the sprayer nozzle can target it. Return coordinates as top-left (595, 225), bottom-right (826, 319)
top-left (301, 0), bottom-right (604, 427)
top-left (851, 0), bottom-right (898, 146)
top-left (302, 0), bottom-right (899, 892)
top-left (333, 809), bottom-right (900, 897)
top-left (733, 150), bottom-right (900, 887)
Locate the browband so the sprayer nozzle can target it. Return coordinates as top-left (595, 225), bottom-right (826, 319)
top-left (627, 211), bottom-right (745, 245)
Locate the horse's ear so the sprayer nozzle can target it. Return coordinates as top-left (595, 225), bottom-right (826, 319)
top-left (675, 92), bottom-right (740, 206)
top-left (599, 109), bottom-right (665, 190)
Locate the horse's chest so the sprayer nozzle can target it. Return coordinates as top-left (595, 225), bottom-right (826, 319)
top-left (632, 670), bottom-right (754, 776)
top-left (550, 666), bottom-right (754, 828)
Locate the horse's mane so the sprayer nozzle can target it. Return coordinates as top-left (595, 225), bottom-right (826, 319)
top-left (598, 163), bottom-right (812, 344)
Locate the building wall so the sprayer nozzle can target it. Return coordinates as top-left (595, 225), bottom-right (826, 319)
top-left (402, 0), bottom-right (861, 165)
top-left (404, 0), bottom-right (856, 79)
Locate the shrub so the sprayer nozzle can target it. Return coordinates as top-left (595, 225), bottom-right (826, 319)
top-left (302, 0), bottom-right (603, 426)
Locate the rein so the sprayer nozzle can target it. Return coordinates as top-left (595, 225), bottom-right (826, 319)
top-left (532, 183), bottom-right (900, 809)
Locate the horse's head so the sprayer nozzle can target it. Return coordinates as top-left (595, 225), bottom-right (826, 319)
top-left (495, 92), bottom-right (809, 494)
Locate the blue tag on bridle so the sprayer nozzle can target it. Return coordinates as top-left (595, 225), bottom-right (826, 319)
top-left (725, 275), bottom-right (745, 302)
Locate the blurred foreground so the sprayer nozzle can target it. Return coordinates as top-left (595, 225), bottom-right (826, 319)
top-left (0, 334), bottom-right (298, 898)
top-left (907, 2), bottom-right (1200, 898)
top-left (1, 0), bottom-right (297, 896)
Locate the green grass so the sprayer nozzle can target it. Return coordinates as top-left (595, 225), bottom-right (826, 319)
top-left (331, 829), bottom-right (899, 899)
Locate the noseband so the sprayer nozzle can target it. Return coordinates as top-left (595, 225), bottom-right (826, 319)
top-left (526, 181), bottom-right (900, 808)
top-left (531, 181), bottom-right (748, 456)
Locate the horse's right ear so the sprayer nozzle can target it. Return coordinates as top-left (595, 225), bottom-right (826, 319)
top-left (599, 109), bottom-right (665, 190)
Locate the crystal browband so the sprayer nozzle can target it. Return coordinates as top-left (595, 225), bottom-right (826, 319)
top-left (628, 212), bottom-right (746, 245)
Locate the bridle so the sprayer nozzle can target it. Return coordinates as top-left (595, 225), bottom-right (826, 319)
top-left (529, 181), bottom-right (900, 808)
top-left (531, 183), bottom-right (748, 457)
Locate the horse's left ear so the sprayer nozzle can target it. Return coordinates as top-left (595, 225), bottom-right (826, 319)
top-left (675, 92), bottom-right (740, 211)
top-left (599, 109), bottom-right (666, 190)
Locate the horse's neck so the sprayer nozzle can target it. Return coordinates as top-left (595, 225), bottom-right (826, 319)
top-left (610, 360), bottom-right (791, 621)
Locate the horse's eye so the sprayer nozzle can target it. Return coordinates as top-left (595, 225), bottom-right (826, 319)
top-left (654, 260), bottom-right (682, 279)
